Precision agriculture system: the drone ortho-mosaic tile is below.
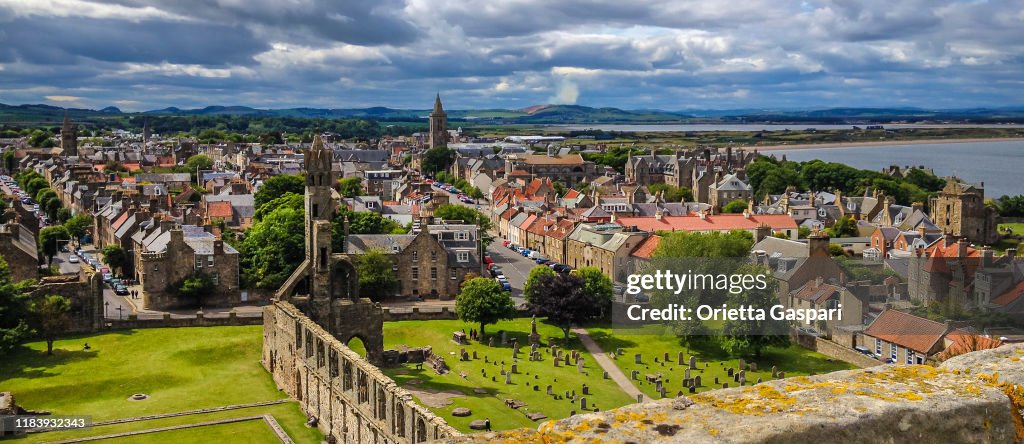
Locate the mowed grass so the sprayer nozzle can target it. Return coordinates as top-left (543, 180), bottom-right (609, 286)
top-left (586, 323), bottom-right (857, 400)
top-left (381, 319), bottom-right (635, 433)
top-left (85, 419), bottom-right (279, 444)
top-left (0, 326), bottom-right (322, 443)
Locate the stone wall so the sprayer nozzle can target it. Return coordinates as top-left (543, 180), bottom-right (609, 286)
top-left (263, 301), bottom-right (460, 443)
top-left (439, 343), bottom-right (1024, 443)
top-left (26, 267), bottom-right (103, 333)
top-left (105, 311), bottom-right (263, 329)
top-left (382, 307), bottom-right (459, 322)
top-left (812, 336), bottom-right (882, 369)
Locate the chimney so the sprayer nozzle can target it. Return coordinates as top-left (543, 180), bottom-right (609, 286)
top-left (981, 248), bottom-right (993, 267)
top-left (815, 276), bottom-right (823, 288)
top-left (754, 224), bottom-right (771, 243)
top-left (343, 216), bottom-right (350, 237)
top-left (911, 201), bottom-right (923, 212)
top-left (655, 208), bottom-right (664, 221)
top-left (808, 231), bottom-right (831, 258)
top-left (918, 226), bottom-right (927, 239)
top-left (214, 240), bottom-right (224, 253)
top-left (957, 239), bottom-right (968, 258)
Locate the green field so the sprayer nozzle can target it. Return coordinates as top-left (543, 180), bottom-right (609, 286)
top-left (381, 319), bottom-right (635, 433)
top-left (585, 323), bottom-right (857, 399)
top-left (0, 326), bottom-right (322, 443)
top-left (996, 223), bottom-right (1023, 253)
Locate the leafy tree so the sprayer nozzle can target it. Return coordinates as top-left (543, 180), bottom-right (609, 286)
top-left (654, 230), bottom-right (754, 258)
top-left (240, 206), bottom-right (305, 289)
top-left (254, 192), bottom-right (303, 221)
top-left (721, 199), bottom-right (749, 214)
top-left (455, 277), bottom-right (516, 336)
top-left (337, 177), bottom-right (364, 198)
top-left (63, 214), bottom-right (93, 245)
top-left (35, 188), bottom-right (57, 206)
top-left (255, 174), bottom-right (305, 210)
top-left (56, 207), bottom-right (72, 224)
top-left (552, 181), bottom-right (567, 196)
top-left (995, 195), bottom-right (1024, 217)
top-left (101, 245), bottom-right (128, 276)
top-left (29, 294), bottom-right (71, 355)
top-left (523, 265), bottom-right (556, 302)
top-left (647, 183), bottom-right (693, 202)
top-left (29, 130), bottom-right (55, 148)
top-left (798, 226), bottom-right (812, 239)
top-left (183, 154), bottom-right (214, 182)
top-left (903, 168), bottom-right (946, 192)
top-left (0, 257), bottom-right (32, 353)
top-left (2, 150), bottom-right (15, 174)
top-left (177, 273), bottom-right (216, 307)
top-left (721, 265), bottom-right (790, 358)
top-left (354, 249), bottom-right (398, 301)
top-left (38, 226), bottom-right (70, 265)
top-left (421, 147), bottom-right (455, 175)
top-left (25, 177), bottom-right (49, 198)
top-left (571, 267), bottom-right (613, 316)
top-left (527, 273), bottom-right (603, 343)
top-left (827, 216), bottom-right (858, 238)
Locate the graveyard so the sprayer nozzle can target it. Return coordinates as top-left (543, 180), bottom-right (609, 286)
top-left (380, 318), bottom-right (636, 432)
top-left (586, 323), bottom-right (857, 399)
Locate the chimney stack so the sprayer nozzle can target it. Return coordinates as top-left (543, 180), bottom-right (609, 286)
top-left (808, 231), bottom-right (831, 258)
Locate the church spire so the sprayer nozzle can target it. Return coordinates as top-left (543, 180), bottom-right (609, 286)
top-left (433, 92), bottom-right (444, 114)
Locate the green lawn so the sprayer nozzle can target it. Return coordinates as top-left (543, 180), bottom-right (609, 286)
top-left (381, 319), bottom-right (635, 433)
top-left (86, 420), bottom-right (280, 444)
top-left (0, 326), bottom-right (322, 443)
top-left (586, 323), bottom-right (857, 400)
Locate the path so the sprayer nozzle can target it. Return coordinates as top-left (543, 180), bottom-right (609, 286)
top-left (571, 327), bottom-right (644, 402)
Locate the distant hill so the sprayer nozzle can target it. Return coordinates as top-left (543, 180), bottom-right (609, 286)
top-left (3, 102), bottom-right (1024, 125)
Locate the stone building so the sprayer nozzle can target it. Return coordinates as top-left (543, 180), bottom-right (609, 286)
top-left (504, 153), bottom-right (596, 187)
top-left (135, 223), bottom-right (240, 309)
top-left (565, 223), bottom-right (648, 283)
top-left (708, 172), bottom-right (753, 210)
top-left (60, 112), bottom-right (77, 157)
top-left (930, 179), bottom-right (999, 245)
top-left (343, 222), bottom-right (480, 300)
top-left (0, 221), bottom-right (39, 282)
top-left (428, 94), bottom-right (448, 149)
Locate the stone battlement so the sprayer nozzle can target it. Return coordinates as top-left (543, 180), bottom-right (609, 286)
top-left (438, 343), bottom-right (1024, 443)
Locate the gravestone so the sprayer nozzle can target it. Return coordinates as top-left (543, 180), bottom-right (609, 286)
top-left (631, 370), bottom-right (639, 380)
top-left (771, 365), bottom-right (778, 378)
top-left (727, 368), bottom-right (734, 377)
top-left (582, 384), bottom-right (589, 395)
top-left (546, 385), bottom-right (553, 395)
top-left (739, 375), bottom-right (746, 386)
top-left (714, 376), bottom-right (719, 385)
top-left (677, 351), bottom-right (685, 365)
top-left (577, 359), bottom-right (585, 373)
top-left (505, 373), bottom-right (512, 384)
top-left (564, 354), bottom-right (571, 365)
top-left (488, 337), bottom-right (494, 347)
top-left (733, 373), bottom-right (740, 383)
top-left (739, 370), bottom-right (746, 380)
top-left (603, 371), bottom-right (609, 380)
top-left (531, 343), bottom-right (539, 355)
top-left (722, 383), bottom-right (729, 389)
top-left (655, 380), bottom-right (664, 393)
top-left (739, 358), bottom-right (745, 370)
top-left (663, 352), bottom-right (669, 362)
top-left (533, 385), bottom-right (539, 391)
top-left (580, 397), bottom-right (587, 410)
top-left (472, 350), bottom-right (478, 359)
top-left (501, 331), bottom-right (508, 345)
top-left (511, 363), bottom-right (518, 374)
top-left (756, 378), bottom-right (763, 384)
top-left (694, 375), bottom-right (701, 387)
top-left (689, 386), bottom-right (697, 394)
top-left (529, 315), bottom-right (541, 345)
top-left (635, 354), bottom-right (642, 364)
top-left (553, 357), bottom-right (560, 367)
top-left (660, 386), bottom-right (667, 398)
top-left (750, 362), bottom-right (757, 371)
top-left (689, 356), bottom-right (697, 370)
top-left (485, 356), bottom-right (489, 363)
top-left (637, 394), bottom-right (643, 403)
top-left (684, 368), bottom-right (691, 380)
top-left (777, 371), bottom-right (785, 379)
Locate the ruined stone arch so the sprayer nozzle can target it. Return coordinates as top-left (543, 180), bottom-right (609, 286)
top-left (331, 257), bottom-right (359, 300)
top-left (415, 417), bottom-right (428, 443)
top-left (394, 403), bottom-right (406, 437)
top-left (357, 370), bottom-right (369, 403)
top-left (376, 386), bottom-right (387, 419)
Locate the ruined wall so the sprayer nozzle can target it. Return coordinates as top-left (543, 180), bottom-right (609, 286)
top-left (812, 336), bottom-right (883, 369)
top-left (263, 301), bottom-right (459, 444)
top-left (441, 343), bottom-right (1024, 443)
top-left (27, 267), bottom-right (103, 333)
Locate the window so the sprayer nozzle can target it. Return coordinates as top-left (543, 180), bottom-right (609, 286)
top-left (412, 251), bottom-right (417, 260)
top-left (411, 267), bottom-right (419, 280)
top-left (457, 251), bottom-right (469, 262)
top-left (456, 231), bottom-right (469, 241)
top-left (195, 255), bottom-right (203, 270)
top-left (208, 255), bottom-right (215, 267)
top-left (890, 344), bottom-right (898, 360)
top-left (431, 267), bottom-right (437, 280)
top-left (906, 350), bottom-right (915, 365)
top-left (875, 339), bottom-right (881, 355)
top-left (431, 251), bottom-right (437, 262)
top-left (450, 269), bottom-right (457, 280)
top-left (211, 273), bottom-right (219, 286)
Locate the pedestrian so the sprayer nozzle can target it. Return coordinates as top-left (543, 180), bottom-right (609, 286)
top-left (484, 418), bottom-right (491, 431)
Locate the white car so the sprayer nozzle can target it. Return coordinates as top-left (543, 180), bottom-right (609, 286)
top-left (68, 256), bottom-right (80, 264)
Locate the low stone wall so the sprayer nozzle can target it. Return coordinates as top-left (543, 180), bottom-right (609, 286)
top-left (382, 307), bottom-right (459, 321)
top-left (105, 312), bottom-right (263, 329)
top-left (812, 337), bottom-right (883, 369)
top-left (438, 343), bottom-right (1024, 443)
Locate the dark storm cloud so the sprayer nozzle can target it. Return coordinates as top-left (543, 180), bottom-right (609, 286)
top-left (0, 0), bottom-right (1022, 110)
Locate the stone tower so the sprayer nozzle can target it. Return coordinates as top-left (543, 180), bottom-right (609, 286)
top-left (929, 178), bottom-right (999, 245)
top-left (428, 93), bottom-right (448, 149)
top-left (304, 134), bottom-right (335, 300)
top-left (61, 112), bottom-right (78, 156)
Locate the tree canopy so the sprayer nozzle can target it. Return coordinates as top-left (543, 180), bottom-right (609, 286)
top-left (721, 199), bottom-right (749, 214)
top-left (455, 277), bottom-right (516, 336)
top-left (421, 147), bottom-right (455, 175)
top-left (177, 273), bottom-right (216, 307)
top-left (255, 174), bottom-right (305, 210)
top-left (38, 226), bottom-right (70, 265)
top-left (571, 267), bottom-right (613, 317)
top-left (101, 245), bottom-right (128, 276)
top-left (0, 257), bottom-right (32, 354)
top-left (720, 265), bottom-right (790, 358)
top-left (240, 206), bottom-right (306, 289)
top-left (354, 249), bottom-right (398, 301)
top-left (29, 294), bottom-right (71, 355)
top-left (337, 177), bottom-right (364, 198)
top-left (526, 273), bottom-right (604, 342)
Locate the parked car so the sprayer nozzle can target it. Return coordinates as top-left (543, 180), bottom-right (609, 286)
top-left (535, 258), bottom-right (551, 265)
top-left (484, 255), bottom-right (494, 265)
top-left (495, 274), bottom-right (507, 281)
top-left (854, 346), bottom-right (872, 356)
top-left (528, 251), bottom-right (543, 259)
top-left (499, 281), bottom-right (512, 291)
top-left (551, 264), bottom-right (572, 273)
top-left (114, 285), bottom-right (130, 296)
top-left (502, 240), bottom-right (511, 247)
top-left (489, 266), bottom-right (503, 277)
top-left (67, 255), bottom-right (79, 264)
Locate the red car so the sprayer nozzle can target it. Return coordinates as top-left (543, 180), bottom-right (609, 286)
top-left (502, 240), bottom-right (511, 247)
top-left (484, 255), bottom-right (494, 265)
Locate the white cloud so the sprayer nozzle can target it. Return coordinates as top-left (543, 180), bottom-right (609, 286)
top-left (45, 95), bottom-right (82, 102)
top-left (0, 0), bottom-right (190, 22)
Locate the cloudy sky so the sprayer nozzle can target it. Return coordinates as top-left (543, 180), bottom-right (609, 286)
top-left (0, 0), bottom-right (1022, 111)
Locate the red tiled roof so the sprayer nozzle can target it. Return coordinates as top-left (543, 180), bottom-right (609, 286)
top-left (936, 332), bottom-right (1003, 361)
top-left (112, 211), bottom-right (130, 230)
top-left (518, 214), bottom-right (538, 229)
top-left (563, 189), bottom-right (581, 199)
top-left (992, 280), bottom-right (1024, 307)
top-left (547, 219), bottom-right (576, 240)
top-left (791, 280), bottom-right (841, 305)
top-left (207, 201), bottom-right (233, 219)
top-left (864, 310), bottom-right (948, 354)
top-left (630, 235), bottom-right (661, 259)
top-left (614, 214), bottom-right (797, 233)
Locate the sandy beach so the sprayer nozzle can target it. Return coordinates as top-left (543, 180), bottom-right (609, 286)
top-left (741, 137), bottom-right (1024, 151)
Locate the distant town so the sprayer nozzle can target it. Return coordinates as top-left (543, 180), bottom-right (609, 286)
top-left (2, 95), bottom-right (1023, 443)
